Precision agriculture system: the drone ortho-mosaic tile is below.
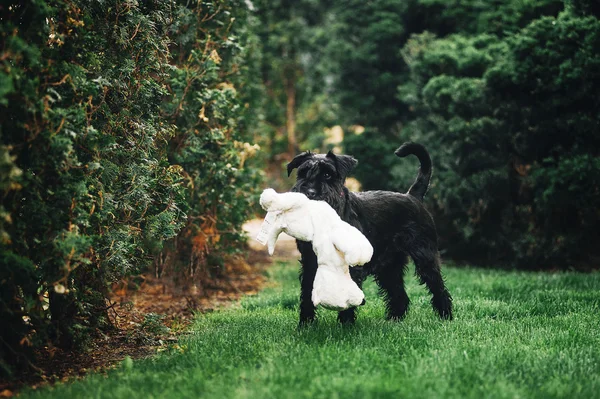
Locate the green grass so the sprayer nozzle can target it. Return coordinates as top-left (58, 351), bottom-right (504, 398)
top-left (23, 262), bottom-right (600, 398)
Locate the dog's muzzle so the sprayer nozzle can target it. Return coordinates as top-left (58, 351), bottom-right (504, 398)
top-left (306, 188), bottom-right (317, 199)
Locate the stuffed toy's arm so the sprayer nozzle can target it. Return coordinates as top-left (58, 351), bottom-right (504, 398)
top-left (256, 211), bottom-right (283, 256)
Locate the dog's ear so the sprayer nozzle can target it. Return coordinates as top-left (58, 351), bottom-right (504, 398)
top-left (326, 151), bottom-right (358, 179)
top-left (287, 151), bottom-right (313, 177)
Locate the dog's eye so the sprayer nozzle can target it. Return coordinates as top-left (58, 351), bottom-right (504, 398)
top-left (323, 172), bottom-right (332, 180)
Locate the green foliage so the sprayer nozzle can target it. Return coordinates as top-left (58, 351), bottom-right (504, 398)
top-left (566, 0), bottom-right (600, 17)
top-left (0, 0), bottom-right (185, 372)
top-left (327, 0), bottom-right (599, 268)
top-left (0, 0), bottom-right (261, 375)
top-left (157, 0), bottom-right (262, 280)
top-left (399, 9), bottom-right (600, 268)
top-left (525, 155), bottom-right (600, 264)
top-left (329, 0), bottom-right (563, 191)
top-left (414, 0), bottom-right (563, 36)
top-left (344, 130), bottom-right (399, 191)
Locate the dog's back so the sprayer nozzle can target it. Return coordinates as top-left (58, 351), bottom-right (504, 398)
top-left (346, 191), bottom-right (438, 267)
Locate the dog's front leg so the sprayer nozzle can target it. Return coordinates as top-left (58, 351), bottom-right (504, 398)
top-left (297, 240), bottom-right (318, 327)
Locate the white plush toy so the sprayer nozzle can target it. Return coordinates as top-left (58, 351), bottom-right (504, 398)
top-left (257, 188), bottom-right (373, 311)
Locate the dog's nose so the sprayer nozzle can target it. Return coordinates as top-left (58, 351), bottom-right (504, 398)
top-left (360, 298), bottom-right (366, 306)
top-left (306, 188), bottom-right (317, 198)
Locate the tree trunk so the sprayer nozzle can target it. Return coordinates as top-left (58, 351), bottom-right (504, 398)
top-left (285, 75), bottom-right (297, 156)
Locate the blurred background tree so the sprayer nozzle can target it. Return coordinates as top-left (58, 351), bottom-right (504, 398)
top-left (394, 0), bottom-right (599, 268)
top-left (254, 0), bottom-right (599, 269)
top-left (249, 0), bottom-right (339, 187)
top-left (321, 0), bottom-right (598, 269)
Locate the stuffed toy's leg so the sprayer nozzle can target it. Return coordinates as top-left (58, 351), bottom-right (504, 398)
top-left (312, 264), bottom-right (365, 311)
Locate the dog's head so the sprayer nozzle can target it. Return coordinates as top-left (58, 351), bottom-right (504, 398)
top-left (287, 151), bottom-right (357, 208)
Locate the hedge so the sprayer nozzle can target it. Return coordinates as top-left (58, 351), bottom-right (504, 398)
top-left (0, 0), bottom-right (260, 376)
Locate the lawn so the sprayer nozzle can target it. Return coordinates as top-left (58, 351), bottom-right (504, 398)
top-left (23, 261), bottom-right (600, 398)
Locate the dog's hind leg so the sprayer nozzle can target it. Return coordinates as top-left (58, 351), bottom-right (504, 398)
top-left (298, 241), bottom-right (318, 327)
top-left (374, 252), bottom-right (411, 320)
top-left (337, 308), bottom-right (357, 324)
top-left (411, 250), bottom-right (453, 320)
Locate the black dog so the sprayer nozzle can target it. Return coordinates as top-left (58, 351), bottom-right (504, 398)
top-left (288, 142), bottom-right (453, 325)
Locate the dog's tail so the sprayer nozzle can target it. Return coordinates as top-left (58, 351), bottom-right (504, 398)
top-left (394, 142), bottom-right (432, 201)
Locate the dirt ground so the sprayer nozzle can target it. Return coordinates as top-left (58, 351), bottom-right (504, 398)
top-left (242, 218), bottom-right (300, 258)
top-left (0, 219), bottom-right (299, 397)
